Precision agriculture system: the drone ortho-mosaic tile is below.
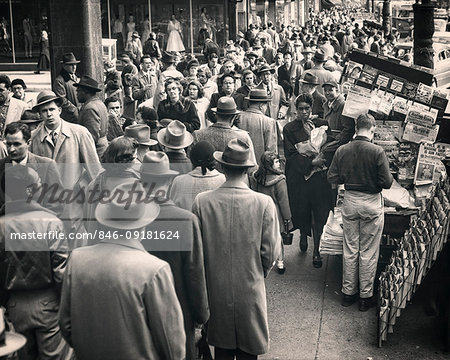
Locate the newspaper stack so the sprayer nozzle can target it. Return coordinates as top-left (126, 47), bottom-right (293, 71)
top-left (319, 209), bottom-right (344, 255)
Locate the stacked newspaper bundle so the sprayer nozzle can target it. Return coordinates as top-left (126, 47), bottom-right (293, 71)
top-left (319, 209), bottom-right (344, 255)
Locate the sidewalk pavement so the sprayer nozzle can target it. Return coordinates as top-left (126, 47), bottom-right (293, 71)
top-left (0, 70), bottom-right (52, 102)
top-left (262, 230), bottom-right (448, 360)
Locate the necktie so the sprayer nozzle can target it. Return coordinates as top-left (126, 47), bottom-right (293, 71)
top-left (267, 84), bottom-right (272, 98)
top-left (51, 131), bottom-right (57, 146)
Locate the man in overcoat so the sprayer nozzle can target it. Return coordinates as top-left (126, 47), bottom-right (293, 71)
top-left (238, 89), bottom-right (277, 165)
top-left (53, 52), bottom-right (80, 123)
top-left (193, 138), bottom-right (281, 359)
top-left (140, 151), bottom-right (209, 360)
top-left (59, 180), bottom-right (186, 359)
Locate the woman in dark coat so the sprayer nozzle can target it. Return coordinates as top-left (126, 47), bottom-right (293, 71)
top-left (157, 78), bottom-right (200, 133)
top-left (283, 93), bottom-right (333, 268)
top-left (35, 30), bottom-right (50, 74)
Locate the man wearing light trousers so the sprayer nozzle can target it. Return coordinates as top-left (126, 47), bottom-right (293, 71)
top-left (327, 113), bottom-right (393, 311)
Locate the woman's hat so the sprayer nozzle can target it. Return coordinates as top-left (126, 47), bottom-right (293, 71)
top-left (60, 52), bottom-right (81, 64)
top-left (300, 73), bottom-right (320, 85)
top-left (161, 51), bottom-right (177, 64)
top-left (73, 75), bottom-right (102, 92)
top-left (245, 88), bottom-right (271, 102)
top-left (211, 97), bottom-right (240, 115)
top-left (213, 138), bottom-right (256, 168)
top-left (256, 64), bottom-right (275, 75)
top-left (140, 151), bottom-right (179, 176)
top-left (190, 141), bottom-right (215, 167)
top-left (124, 124), bottom-right (158, 146)
top-left (131, 31), bottom-right (140, 38)
top-left (32, 90), bottom-right (63, 112)
top-left (157, 120), bottom-right (193, 149)
top-left (95, 180), bottom-right (160, 230)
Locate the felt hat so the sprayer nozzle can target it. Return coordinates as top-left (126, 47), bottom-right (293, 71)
top-left (124, 124), bottom-right (158, 146)
top-left (211, 96), bottom-right (240, 115)
top-left (32, 90), bottom-right (63, 112)
top-left (300, 73), bottom-right (320, 85)
top-left (246, 51), bottom-right (258, 58)
top-left (161, 51), bottom-right (177, 63)
top-left (0, 332), bottom-right (27, 357)
top-left (131, 31), bottom-right (140, 38)
top-left (256, 64), bottom-right (275, 75)
top-left (95, 180), bottom-right (160, 230)
top-left (20, 109), bottom-right (42, 123)
top-left (213, 138), bottom-right (256, 168)
top-left (313, 49), bottom-right (327, 62)
top-left (322, 80), bottom-right (339, 88)
top-left (157, 120), bottom-right (193, 149)
top-left (245, 88), bottom-right (271, 102)
top-left (60, 52), bottom-right (80, 64)
top-left (140, 151), bottom-right (179, 176)
top-left (74, 75), bottom-right (102, 92)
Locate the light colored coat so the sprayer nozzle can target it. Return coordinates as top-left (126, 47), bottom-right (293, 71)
top-left (255, 82), bottom-right (289, 120)
top-left (192, 181), bottom-right (281, 355)
top-left (59, 238), bottom-right (186, 360)
top-left (30, 119), bottom-right (102, 188)
top-left (3, 96), bottom-right (27, 136)
top-left (131, 70), bottom-right (158, 106)
top-left (238, 108), bottom-right (278, 164)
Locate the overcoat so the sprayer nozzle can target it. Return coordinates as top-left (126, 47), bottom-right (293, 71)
top-left (53, 69), bottom-right (79, 123)
top-left (238, 108), bottom-right (277, 164)
top-left (59, 238), bottom-right (186, 360)
top-left (3, 96), bottom-right (27, 136)
top-left (192, 181), bottom-right (281, 355)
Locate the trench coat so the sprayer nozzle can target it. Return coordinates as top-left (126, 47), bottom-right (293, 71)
top-left (148, 200), bottom-right (209, 360)
top-left (59, 238), bottom-right (186, 360)
top-left (2, 96), bottom-right (27, 137)
top-left (238, 108), bottom-right (278, 164)
top-left (53, 69), bottom-right (79, 123)
top-left (192, 181), bottom-right (281, 355)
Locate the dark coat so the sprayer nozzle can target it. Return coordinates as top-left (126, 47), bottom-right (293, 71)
top-left (206, 92), bottom-right (245, 124)
top-left (53, 69), bottom-right (79, 124)
top-left (278, 62), bottom-right (302, 99)
top-left (283, 120), bottom-right (332, 234)
top-left (157, 97), bottom-right (200, 133)
top-left (149, 201), bottom-right (209, 360)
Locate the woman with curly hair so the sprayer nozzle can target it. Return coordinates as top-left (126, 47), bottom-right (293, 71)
top-left (185, 80), bottom-right (210, 129)
top-left (157, 78), bottom-right (200, 132)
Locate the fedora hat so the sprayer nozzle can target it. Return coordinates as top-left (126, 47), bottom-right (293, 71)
top-left (32, 90), bottom-right (63, 112)
top-left (60, 52), bottom-right (80, 64)
top-left (0, 332), bottom-right (26, 357)
top-left (300, 73), bottom-right (320, 85)
top-left (20, 110), bottom-right (42, 123)
top-left (73, 75), bottom-right (102, 92)
top-left (322, 80), bottom-right (339, 89)
top-left (124, 124), bottom-right (158, 146)
top-left (157, 120), bottom-right (193, 149)
top-left (95, 180), bottom-right (160, 230)
top-left (313, 49), bottom-right (327, 62)
top-left (131, 31), bottom-right (140, 38)
top-left (211, 96), bottom-right (240, 115)
top-left (246, 51), bottom-right (258, 58)
top-left (245, 88), bottom-right (271, 102)
top-left (256, 64), bottom-right (275, 75)
top-left (213, 138), bottom-right (256, 168)
top-left (140, 151), bottom-right (179, 176)
top-left (161, 50), bottom-right (177, 63)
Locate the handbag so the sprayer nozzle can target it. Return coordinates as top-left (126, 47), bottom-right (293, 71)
top-left (281, 220), bottom-right (293, 245)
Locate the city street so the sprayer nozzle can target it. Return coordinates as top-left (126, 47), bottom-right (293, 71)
top-left (263, 231), bottom-right (448, 360)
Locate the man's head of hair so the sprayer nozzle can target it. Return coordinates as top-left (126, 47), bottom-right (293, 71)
top-left (0, 75), bottom-right (11, 89)
top-left (5, 122), bottom-right (31, 142)
top-left (221, 163), bottom-right (248, 178)
top-left (105, 96), bottom-right (122, 107)
top-left (1, 165), bottom-right (41, 201)
top-left (355, 113), bottom-right (375, 132)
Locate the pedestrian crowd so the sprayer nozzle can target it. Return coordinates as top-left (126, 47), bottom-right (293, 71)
top-left (0, 6), bottom-right (399, 360)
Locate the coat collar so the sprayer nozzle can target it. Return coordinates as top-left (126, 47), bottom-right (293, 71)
top-left (245, 108), bottom-right (265, 116)
top-left (38, 119), bottom-right (71, 143)
top-left (101, 237), bottom-right (147, 252)
top-left (1, 199), bottom-right (55, 216)
top-left (220, 179), bottom-right (249, 189)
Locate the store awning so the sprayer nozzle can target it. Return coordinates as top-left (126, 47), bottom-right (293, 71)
top-left (321, 0), bottom-right (342, 9)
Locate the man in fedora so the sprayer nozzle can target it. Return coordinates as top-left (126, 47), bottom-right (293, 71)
top-left (30, 90), bottom-right (102, 238)
top-left (299, 47), bottom-right (314, 69)
top-left (256, 64), bottom-right (289, 121)
top-left (119, 52), bottom-right (138, 76)
top-left (236, 31), bottom-right (250, 52)
top-left (199, 52), bottom-right (221, 80)
top-left (193, 97), bottom-right (257, 167)
top-left (302, 49), bottom-right (335, 96)
top-left (157, 120), bottom-right (193, 174)
top-left (0, 165), bottom-right (72, 359)
top-left (192, 138), bottom-right (281, 360)
top-left (59, 180), bottom-right (186, 359)
top-left (239, 89), bottom-right (277, 165)
top-left (124, 124), bottom-right (158, 162)
top-left (126, 31), bottom-right (143, 66)
top-left (75, 75), bottom-right (109, 159)
top-left (298, 73), bottom-right (326, 118)
top-left (53, 52), bottom-right (80, 124)
top-left (160, 51), bottom-right (184, 80)
top-left (139, 151), bottom-right (209, 360)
